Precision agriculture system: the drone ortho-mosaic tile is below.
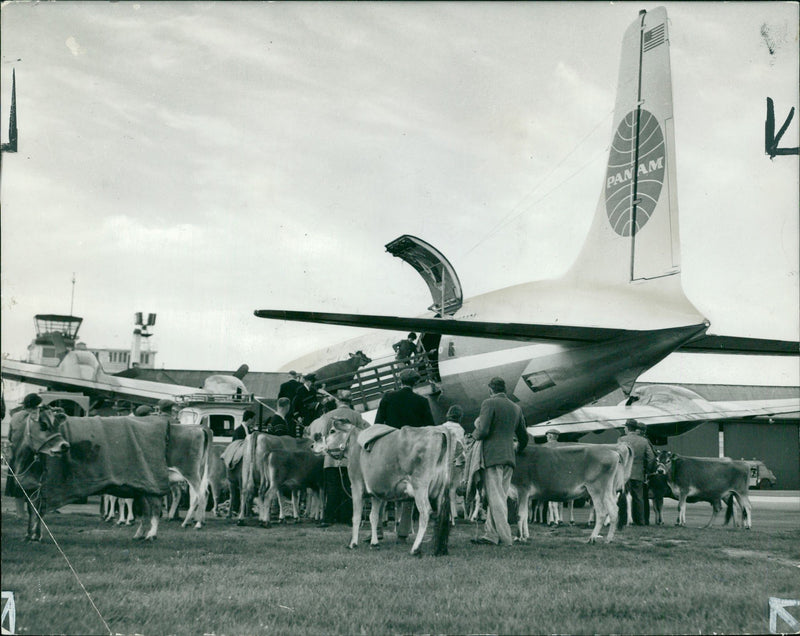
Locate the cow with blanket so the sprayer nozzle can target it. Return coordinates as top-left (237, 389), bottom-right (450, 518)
top-left (317, 420), bottom-right (456, 556)
top-left (7, 404), bottom-right (211, 542)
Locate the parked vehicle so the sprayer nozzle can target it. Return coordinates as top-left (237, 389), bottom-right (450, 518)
top-left (742, 459), bottom-right (777, 489)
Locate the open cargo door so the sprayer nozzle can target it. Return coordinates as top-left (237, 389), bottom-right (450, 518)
top-left (384, 235), bottom-right (463, 316)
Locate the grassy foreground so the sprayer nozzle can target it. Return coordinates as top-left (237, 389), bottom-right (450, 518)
top-left (1, 501), bottom-right (799, 635)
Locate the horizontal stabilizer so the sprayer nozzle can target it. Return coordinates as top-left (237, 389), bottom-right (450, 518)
top-left (529, 385), bottom-right (800, 438)
top-left (679, 334), bottom-right (799, 356)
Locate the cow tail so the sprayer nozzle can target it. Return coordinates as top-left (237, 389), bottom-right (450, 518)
top-left (200, 426), bottom-right (212, 505)
top-left (433, 429), bottom-right (454, 556)
top-left (617, 488), bottom-right (628, 529)
top-left (724, 494), bottom-right (735, 525)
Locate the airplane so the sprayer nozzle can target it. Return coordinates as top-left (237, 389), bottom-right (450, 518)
top-left (253, 7), bottom-right (799, 439)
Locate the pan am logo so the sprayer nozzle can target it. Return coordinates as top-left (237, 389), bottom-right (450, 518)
top-left (605, 109), bottom-right (665, 237)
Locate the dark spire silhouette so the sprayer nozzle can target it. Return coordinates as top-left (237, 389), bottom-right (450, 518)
top-left (2, 69), bottom-right (18, 153)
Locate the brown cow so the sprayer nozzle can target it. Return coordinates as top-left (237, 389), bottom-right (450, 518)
top-left (311, 351), bottom-right (372, 393)
top-left (319, 422), bottom-right (455, 556)
top-left (656, 451), bottom-right (752, 528)
top-left (237, 431), bottom-right (312, 524)
top-left (510, 442), bottom-right (633, 543)
top-left (258, 450), bottom-right (324, 526)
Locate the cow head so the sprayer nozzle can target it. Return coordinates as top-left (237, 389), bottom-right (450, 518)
top-left (23, 406), bottom-right (70, 457)
top-left (655, 450), bottom-right (675, 475)
top-left (349, 350), bottom-right (372, 367)
top-left (322, 418), bottom-right (355, 461)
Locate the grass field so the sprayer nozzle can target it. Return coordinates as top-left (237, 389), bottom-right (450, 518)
top-left (2, 498), bottom-right (799, 635)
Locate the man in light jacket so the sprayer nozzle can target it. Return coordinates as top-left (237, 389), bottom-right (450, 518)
top-left (472, 377), bottom-right (528, 546)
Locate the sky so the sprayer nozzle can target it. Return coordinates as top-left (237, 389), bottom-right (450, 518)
top-left (1, 2), bottom-right (798, 385)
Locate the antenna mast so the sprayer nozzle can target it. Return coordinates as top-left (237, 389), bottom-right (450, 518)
top-left (70, 273), bottom-right (76, 316)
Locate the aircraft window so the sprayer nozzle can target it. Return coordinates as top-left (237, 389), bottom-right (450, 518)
top-left (209, 414), bottom-right (234, 437)
top-left (523, 371), bottom-right (556, 392)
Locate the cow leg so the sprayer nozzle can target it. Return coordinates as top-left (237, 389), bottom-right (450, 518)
top-left (449, 482), bottom-right (458, 526)
top-left (602, 489), bottom-right (619, 543)
top-left (704, 499), bottom-right (722, 528)
top-left (736, 492), bottom-right (752, 529)
top-left (124, 499), bottom-right (134, 525)
top-left (116, 498), bottom-right (127, 525)
top-left (291, 490), bottom-right (301, 522)
top-left (181, 481), bottom-right (206, 529)
top-left (654, 496), bottom-right (663, 525)
top-left (348, 483), bottom-right (364, 549)
top-left (586, 490), bottom-right (606, 543)
top-left (677, 494), bottom-right (687, 526)
top-left (516, 489), bottom-right (530, 541)
top-left (26, 502), bottom-right (42, 542)
top-left (261, 485), bottom-right (277, 527)
top-left (625, 491), bottom-right (633, 526)
top-left (143, 496), bottom-right (161, 541)
top-left (102, 495), bottom-right (114, 522)
top-left (568, 501), bottom-right (575, 526)
top-left (368, 496), bottom-right (382, 547)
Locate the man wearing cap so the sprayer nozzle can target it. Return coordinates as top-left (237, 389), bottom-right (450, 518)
top-left (5, 393), bottom-right (44, 504)
top-left (375, 368), bottom-right (436, 541)
top-left (472, 377), bottom-right (528, 546)
top-left (278, 371), bottom-right (303, 402)
top-left (315, 390), bottom-right (368, 528)
top-left (618, 419), bottom-right (656, 525)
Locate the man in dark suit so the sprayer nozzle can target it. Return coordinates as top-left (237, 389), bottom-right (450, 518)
top-left (278, 371), bottom-right (303, 402)
top-left (375, 369), bottom-right (435, 429)
top-left (375, 368), bottom-right (435, 542)
top-left (471, 377), bottom-right (527, 546)
top-left (292, 373), bottom-right (321, 436)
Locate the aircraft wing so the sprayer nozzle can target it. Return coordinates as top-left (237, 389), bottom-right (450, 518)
top-left (528, 384), bottom-right (800, 440)
top-left (1, 356), bottom-right (202, 406)
top-left (679, 334), bottom-right (798, 356)
top-left (254, 309), bottom-right (798, 355)
top-left (255, 309), bottom-right (639, 343)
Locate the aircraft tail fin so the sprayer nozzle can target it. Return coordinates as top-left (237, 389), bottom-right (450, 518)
top-left (565, 7), bottom-right (687, 289)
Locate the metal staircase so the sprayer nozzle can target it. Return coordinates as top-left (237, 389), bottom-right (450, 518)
top-left (318, 350), bottom-right (440, 412)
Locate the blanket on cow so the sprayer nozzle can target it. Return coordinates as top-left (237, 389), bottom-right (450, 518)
top-left (41, 415), bottom-right (171, 510)
top-left (220, 438), bottom-right (247, 469)
top-left (357, 424), bottom-right (396, 451)
top-left (463, 438), bottom-right (485, 505)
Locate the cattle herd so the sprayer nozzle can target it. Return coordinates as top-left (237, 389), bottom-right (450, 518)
top-left (6, 405), bottom-right (754, 553)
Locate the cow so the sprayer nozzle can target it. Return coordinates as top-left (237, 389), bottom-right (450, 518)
top-left (655, 451), bottom-right (752, 528)
top-left (8, 406), bottom-right (211, 542)
top-left (510, 442), bottom-right (633, 543)
top-left (647, 463), bottom-right (671, 525)
top-left (237, 431), bottom-right (313, 525)
top-left (311, 351), bottom-right (372, 393)
top-left (317, 421), bottom-right (456, 556)
top-left (258, 449), bottom-right (325, 527)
